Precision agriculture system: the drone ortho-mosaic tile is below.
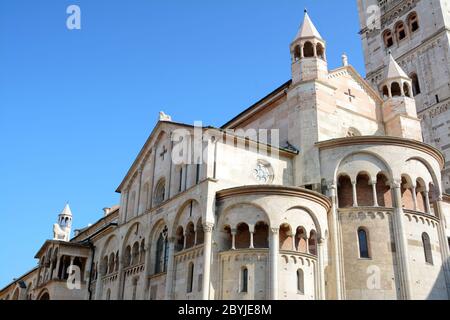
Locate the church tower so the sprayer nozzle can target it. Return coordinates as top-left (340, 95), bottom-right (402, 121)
top-left (290, 10), bottom-right (328, 84)
top-left (381, 54), bottom-right (423, 141)
top-left (53, 204), bottom-right (72, 242)
top-left (357, 0), bottom-right (450, 192)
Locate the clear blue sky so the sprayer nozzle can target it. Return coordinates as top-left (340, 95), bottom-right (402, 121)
top-left (0, 0), bottom-right (364, 288)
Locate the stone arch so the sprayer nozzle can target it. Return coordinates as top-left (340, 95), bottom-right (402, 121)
top-left (153, 178), bottom-right (166, 207)
top-left (407, 11), bottom-right (419, 33)
top-left (337, 174), bottom-right (353, 208)
top-left (316, 43), bottom-right (325, 60)
top-left (253, 221), bottom-right (269, 248)
top-left (293, 45), bottom-right (301, 61)
top-left (235, 223), bottom-right (251, 249)
top-left (405, 157), bottom-right (440, 192)
top-left (285, 206), bottom-right (323, 241)
top-left (37, 289), bottom-right (50, 300)
top-left (279, 223), bottom-right (293, 251)
top-left (185, 222), bottom-right (196, 249)
top-left (382, 85), bottom-right (389, 98)
top-left (303, 41), bottom-right (314, 58)
top-left (395, 21), bottom-right (407, 41)
top-left (410, 73), bottom-right (421, 96)
top-left (172, 199), bottom-right (201, 238)
top-left (383, 29), bottom-right (394, 48)
top-left (376, 172), bottom-right (392, 207)
top-left (218, 202), bottom-right (270, 231)
top-left (12, 287), bottom-right (20, 300)
top-left (403, 82), bottom-right (411, 97)
top-left (401, 174), bottom-right (415, 210)
top-left (391, 82), bottom-right (401, 96)
top-left (295, 226), bottom-right (308, 253)
top-left (356, 172), bottom-right (374, 206)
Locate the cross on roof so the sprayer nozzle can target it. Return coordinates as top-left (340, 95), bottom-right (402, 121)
top-left (345, 89), bottom-right (356, 102)
top-left (160, 145), bottom-right (168, 160)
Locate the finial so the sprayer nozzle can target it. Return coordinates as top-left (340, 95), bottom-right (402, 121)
top-left (388, 50), bottom-right (392, 55)
top-left (304, 8), bottom-right (308, 13)
top-left (342, 53), bottom-right (348, 66)
top-left (159, 111), bottom-right (172, 122)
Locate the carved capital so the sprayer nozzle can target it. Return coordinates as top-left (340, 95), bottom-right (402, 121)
top-left (202, 223), bottom-right (214, 233)
top-left (270, 227), bottom-right (279, 235)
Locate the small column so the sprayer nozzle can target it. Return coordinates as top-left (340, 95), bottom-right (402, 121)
top-left (424, 190), bottom-right (431, 214)
top-left (411, 186), bottom-right (418, 211)
top-left (53, 254), bottom-right (61, 280)
top-left (392, 181), bottom-right (412, 299)
top-left (231, 229), bottom-right (237, 250)
top-left (183, 232), bottom-right (188, 250)
top-left (249, 225), bottom-right (255, 249)
top-left (352, 181), bottom-right (358, 207)
top-left (316, 239), bottom-right (326, 300)
top-left (435, 197), bottom-right (450, 297)
top-left (164, 238), bottom-right (176, 300)
top-left (270, 227), bottom-right (279, 300)
top-left (329, 183), bottom-right (343, 299)
top-left (292, 233), bottom-right (296, 251)
top-left (194, 228), bottom-right (198, 246)
top-left (371, 181), bottom-right (379, 207)
top-left (202, 223), bottom-right (214, 300)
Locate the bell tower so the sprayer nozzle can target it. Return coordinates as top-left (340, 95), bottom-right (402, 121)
top-left (290, 10), bottom-right (328, 84)
top-left (53, 204), bottom-right (73, 242)
top-left (380, 54), bottom-right (422, 141)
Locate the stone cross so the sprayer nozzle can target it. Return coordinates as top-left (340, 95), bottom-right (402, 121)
top-left (345, 89), bottom-right (355, 102)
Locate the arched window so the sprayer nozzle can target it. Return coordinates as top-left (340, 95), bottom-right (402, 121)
top-left (376, 173), bottom-right (392, 207)
top-left (140, 240), bottom-right (146, 264)
top-left (382, 85), bottom-right (389, 98)
top-left (358, 228), bottom-right (370, 258)
top-left (338, 175), bottom-right (353, 208)
top-left (391, 82), bottom-right (401, 97)
top-left (132, 242), bottom-right (140, 265)
top-left (279, 224), bottom-right (293, 251)
top-left (309, 230), bottom-right (317, 255)
top-left (196, 219), bottom-right (204, 245)
top-left (236, 223), bottom-right (250, 249)
top-left (293, 45), bottom-right (301, 61)
top-left (142, 183), bottom-right (150, 212)
top-left (101, 256), bottom-right (109, 276)
top-left (108, 253), bottom-right (115, 274)
top-left (185, 222), bottom-right (195, 249)
top-left (383, 30), bottom-right (394, 48)
top-left (115, 252), bottom-right (119, 271)
top-left (316, 43), bottom-right (325, 60)
top-left (253, 221), bottom-right (269, 248)
top-left (241, 267), bottom-right (248, 293)
top-left (187, 262), bottom-right (194, 293)
top-left (356, 173), bottom-right (373, 206)
top-left (410, 73), bottom-right (421, 96)
top-left (395, 22), bottom-right (407, 41)
top-left (155, 227), bottom-right (169, 274)
top-left (175, 226), bottom-right (185, 252)
top-left (154, 179), bottom-right (166, 206)
top-left (422, 233), bottom-right (433, 265)
top-left (403, 82), bottom-right (411, 97)
top-left (295, 227), bottom-right (307, 253)
top-left (408, 12), bottom-right (419, 33)
top-left (297, 269), bottom-right (304, 294)
top-left (303, 41), bottom-right (314, 58)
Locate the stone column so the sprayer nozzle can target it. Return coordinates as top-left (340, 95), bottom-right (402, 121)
top-left (352, 181), bottom-right (358, 207)
top-left (424, 190), bottom-right (431, 214)
top-left (434, 198), bottom-right (450, 297)
top-left (249, 225), bottom-right (255, 249)
top-left (292, 233), bottom-right (296, 251)
top-left (231, 229), bottom-right (236, 250)
top-left (183, 232), bottom-right (188, 250)
top-left (392, 182), bottom-right (412, 299)
top-left (116, 255), bottom-right (125, 300)
top-left (411, 186), bottom-right (418, 211)
top-left (316, 240), bottom-right (326, 300)
top-left (53, 254), bottom-right (61, 280)
top-left (371, 181), bottom-right (379, 207)
top-left (202, 223), bottom-right (214, 300)
top-left (164, 238), bottom-right (176, 300)
top-left (270, 227), bottom-right (279, 300)
top-left (329, 184), bottom-right (343, 299)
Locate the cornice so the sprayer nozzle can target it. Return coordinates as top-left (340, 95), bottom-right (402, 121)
top-left (216, 185), bottom-right (331, 211)
top-left (315, 136), bottom-right (445, 169)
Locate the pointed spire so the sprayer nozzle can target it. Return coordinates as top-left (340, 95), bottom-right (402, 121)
top-left (385, 54), bottom-right (409, 80)
top-left (60, 203), bottom-right (72, 216)
top-left (294, 10), bottom-right (323, 41)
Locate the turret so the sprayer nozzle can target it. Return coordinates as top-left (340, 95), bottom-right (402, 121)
top-left (290, 10), bottom-right (328, 84)
top-left (53, 204), bottom-right (72, 242)
top-left (380, 54), bottom-right (423, 141)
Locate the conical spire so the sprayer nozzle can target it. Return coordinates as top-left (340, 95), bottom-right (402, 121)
top-left (385, 54), bottom-right (409, 80)
top-left (60, 203), bottom-right (72, 216)
top-left (294, 10), bottom-right (323, 41)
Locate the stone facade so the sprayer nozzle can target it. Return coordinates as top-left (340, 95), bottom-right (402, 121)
top-left (1, 9), bottom-right (450, 301)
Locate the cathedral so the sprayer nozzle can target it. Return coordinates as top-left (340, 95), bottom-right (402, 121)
top-left (2, 1), bottom-right (450, 300)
